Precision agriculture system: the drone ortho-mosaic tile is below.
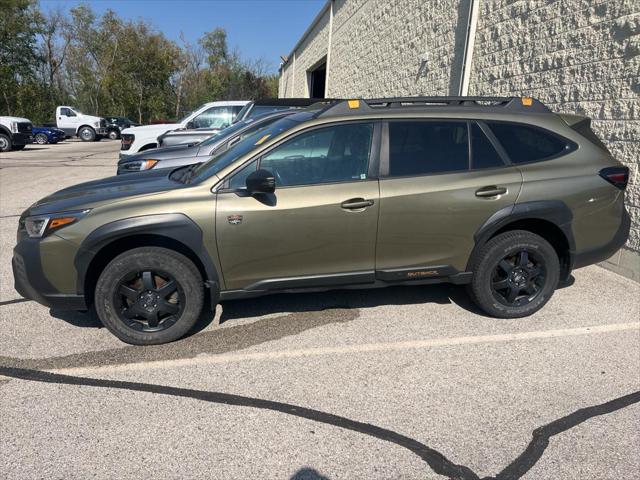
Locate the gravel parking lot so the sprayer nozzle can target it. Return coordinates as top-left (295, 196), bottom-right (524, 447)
top-left (1, 140), bottom-right (639, 479)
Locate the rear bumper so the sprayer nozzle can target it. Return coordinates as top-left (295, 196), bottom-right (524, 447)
top-left (12, 240), bottom-right (86, 311)
top-left (572, 208), bottom-right (631, 269)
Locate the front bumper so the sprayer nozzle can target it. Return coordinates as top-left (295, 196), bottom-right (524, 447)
top-left (12, 133), bottom-right (33, 146)
top-left (12, 239), bottom-right (86, 311)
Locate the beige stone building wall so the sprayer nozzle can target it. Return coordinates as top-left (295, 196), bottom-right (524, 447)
top-left (279, 0), bottom-right (640, 280)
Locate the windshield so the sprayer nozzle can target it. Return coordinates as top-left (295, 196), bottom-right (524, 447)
top-left (189, 117), bottom-right (302, 182)
top-left (199, 119), bottom-right (251, 147)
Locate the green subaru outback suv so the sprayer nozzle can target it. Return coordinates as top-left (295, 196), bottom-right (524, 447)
top-left (13, 97), bottom-right (630, 345)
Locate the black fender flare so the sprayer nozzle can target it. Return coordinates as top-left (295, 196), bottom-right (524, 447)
top-left (467, 200), bottom-right (576, 271)
top-left (74, 213), bottom-right (220, 297)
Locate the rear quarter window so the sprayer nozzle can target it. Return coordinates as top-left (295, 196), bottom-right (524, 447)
top-left (486, 121), bottom-right (575, 164)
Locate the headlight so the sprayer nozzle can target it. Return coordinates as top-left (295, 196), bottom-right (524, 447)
top-left (24, 210), bottom-right (90, 238)
top-left (122, 159), bottom-right (159, 172)
top-left (10, 122), bottom-right (18, 133)
top-left (94, 121), bottom-right (100, 127)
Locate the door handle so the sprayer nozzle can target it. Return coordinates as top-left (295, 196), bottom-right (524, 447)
top-left (341, 198), bottom-right (374, 209)
top-left (475, 186), bottom-right (507, 197)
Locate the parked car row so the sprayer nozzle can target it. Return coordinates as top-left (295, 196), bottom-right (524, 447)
top-left (13, 96), bottom-right (631, 346)
top-left (1, 107), bottom-right (141, 152)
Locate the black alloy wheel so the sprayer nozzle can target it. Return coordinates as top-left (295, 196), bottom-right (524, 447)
top-left (490, 249), bottom-right (546, 307)
top-left (95, 247), bottom-right (205, 345)
top-left (114, 270), bottom-right (185, 332)
top-left (468, 230), bottom-right (560, 318)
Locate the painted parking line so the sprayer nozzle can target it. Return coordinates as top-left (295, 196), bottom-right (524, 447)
top-left (47, 321), bottom-right (640, 376)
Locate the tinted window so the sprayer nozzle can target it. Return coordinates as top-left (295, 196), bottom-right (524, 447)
top-left (388, 121), bottom-right (469, 176)
top-left (229, 160), bottom-right (258, 189)
top-left (260, 123), bottom-right (373, 187)
top-left (487, 122), bottom-right (570, 163)
top-left (190, 117), bottom-right (303, 181)
top-left (471, 123), bottom-right (504, 169)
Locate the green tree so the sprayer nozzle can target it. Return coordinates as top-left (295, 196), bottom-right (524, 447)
top-left (0, 0), bottom-right (40, 114)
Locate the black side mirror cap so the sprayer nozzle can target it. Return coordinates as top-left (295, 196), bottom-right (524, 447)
top-left (246, 169), bottom-right (276, 194)
top-left (186, 121), bottom-right (195, 129)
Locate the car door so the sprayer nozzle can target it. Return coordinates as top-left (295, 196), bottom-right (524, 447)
top-left (376, 120), bottom-right (522, 278)
top-left (215, 122), bottom-right (380, 291)
top-left (58, 108), bottom-right (79, 135)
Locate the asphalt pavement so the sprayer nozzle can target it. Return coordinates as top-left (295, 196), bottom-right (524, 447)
top-left (0, 140), bottom-right (639, 479)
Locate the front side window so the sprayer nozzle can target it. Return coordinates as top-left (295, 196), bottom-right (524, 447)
top-left (192, 106), bottom-right (234, 129)
top-left (259, 123), bottom-right (373, 187)
top-left (388, 121), bottom-right (469, 176)
top-left (487, 122), bottom-right (573, 164)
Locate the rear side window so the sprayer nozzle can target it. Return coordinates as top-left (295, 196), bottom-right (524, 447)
top-left (487, 122), bottom-right (572, 164)
top-left (388, 121), bottom-right (469, 176)
top-left (470, 123), bottom-right (504, 169)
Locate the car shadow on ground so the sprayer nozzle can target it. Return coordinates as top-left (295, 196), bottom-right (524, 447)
top-left (48, 274), bottom-right (577, 335)
top-left (218, 282), bottom-right (482, 325)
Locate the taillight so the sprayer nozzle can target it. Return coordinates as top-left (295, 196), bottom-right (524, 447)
top-left (599, 166), bottom-right (629, 190)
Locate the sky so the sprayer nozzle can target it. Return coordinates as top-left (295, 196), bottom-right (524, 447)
top-left (39, 0), bottom-right (326, 72)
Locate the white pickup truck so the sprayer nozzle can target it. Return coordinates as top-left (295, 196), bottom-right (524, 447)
top-left (119, 100), bottom-right (248, 158)
top-left (0, 116), bottom-right (34, 152)
top-left (56, 106), bottom-right (108, 141)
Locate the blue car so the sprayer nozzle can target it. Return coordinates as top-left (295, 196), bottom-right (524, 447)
top-left (33, 126), bottom-right (66, 144)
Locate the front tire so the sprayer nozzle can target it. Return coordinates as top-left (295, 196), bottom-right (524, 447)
top-left (0, 133), bottom-right (12, 152)
top-left (108, 130), bottom-right (119, 140)
top-left (78, 126), bottom-right (96, 142)
top-left (94, 247), bottom-right (204, 345)
top-left (468, 230), bottom-right (559, 318)
top-left (35, 133), bottom-right (49, 145)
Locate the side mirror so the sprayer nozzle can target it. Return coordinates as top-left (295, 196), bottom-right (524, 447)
top-left (246, 169), bottom-right (275, 194)
top-left (186, 121), bottom-right (195, 129)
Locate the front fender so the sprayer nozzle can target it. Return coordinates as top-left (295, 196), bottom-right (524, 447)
top-left (74, 213), bottom-right (219, 294)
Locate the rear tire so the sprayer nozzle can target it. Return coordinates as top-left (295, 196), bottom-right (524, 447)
top-left (78, 126), bottom-right (96, 142)
top-left (94, 247), bottom-right (204, 345)
top-left (108, 130), bottom-right (119, 140)
top-left (468, 230), bottom-right (559, 318)
top-left (0, 133), bottom-right (12, 152)
top-left (35, 133), bottom-right (49, 145)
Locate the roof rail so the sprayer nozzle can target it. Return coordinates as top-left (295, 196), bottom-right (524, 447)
top-left (315, 96), bottom-right (551, 118)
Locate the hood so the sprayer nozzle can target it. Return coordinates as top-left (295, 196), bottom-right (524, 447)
top-left (121, 123), bottom-right (182, 135)
top-left (117, 143), bottom-right (199, 164)
top-left (26, 168), bottom-right (183, 216)
top-left (0, 116), bottom-right (31, 123)
top-left (77, 113), bottom-right (103, 122)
